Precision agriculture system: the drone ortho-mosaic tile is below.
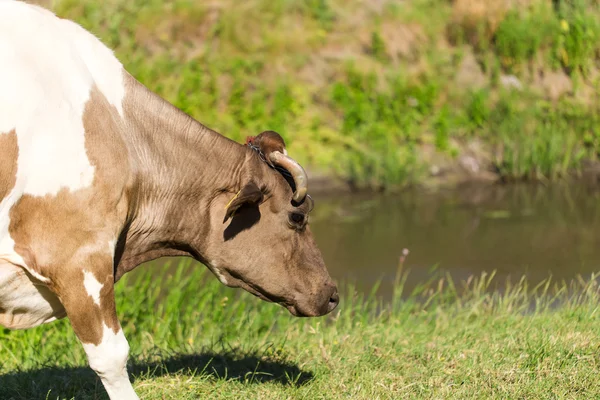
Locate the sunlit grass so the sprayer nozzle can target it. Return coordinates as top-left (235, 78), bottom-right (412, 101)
top-left (2, 261), bottom-right (600, 399)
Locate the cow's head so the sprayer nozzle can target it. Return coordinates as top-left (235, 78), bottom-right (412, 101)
top-left (202, 131), bottom-right (338, 317)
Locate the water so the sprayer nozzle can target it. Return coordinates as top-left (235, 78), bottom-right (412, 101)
top-left (309, 183), bottom-right (600, 299)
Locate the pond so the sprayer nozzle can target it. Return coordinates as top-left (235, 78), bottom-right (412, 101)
top-left (309, 183), bottom-right (600, 299)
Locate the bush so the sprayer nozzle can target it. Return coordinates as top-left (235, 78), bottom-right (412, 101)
top-left (494, 5), bottom-right (558, 70)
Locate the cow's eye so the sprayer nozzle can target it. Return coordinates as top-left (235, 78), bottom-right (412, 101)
top-left (289, 212), bottom-right (305, 225)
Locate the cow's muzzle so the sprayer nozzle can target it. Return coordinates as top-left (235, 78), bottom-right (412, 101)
top-left (286, 283), bottom-right (339, 317)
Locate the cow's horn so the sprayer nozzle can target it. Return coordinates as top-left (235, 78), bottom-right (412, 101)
top-left (268, 151), bottom-right (308, 203)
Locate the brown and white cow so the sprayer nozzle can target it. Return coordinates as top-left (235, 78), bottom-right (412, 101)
top-left (0, 2), bottom-right (338, 398)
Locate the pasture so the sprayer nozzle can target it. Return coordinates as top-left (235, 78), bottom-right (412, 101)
top-left (2, 262), bottom-right (600, 399)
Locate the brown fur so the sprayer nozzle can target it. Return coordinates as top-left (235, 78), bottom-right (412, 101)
top-left (0, 130), bottom-right (18, 201)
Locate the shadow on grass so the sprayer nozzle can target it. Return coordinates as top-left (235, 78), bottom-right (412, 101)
top-left (0, 351), bottom-right (314, 399)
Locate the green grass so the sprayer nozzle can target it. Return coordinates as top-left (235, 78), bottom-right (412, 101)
top-left (44, 0), bottom-right (600, 188)
top-left (2, 261), bottom-right (600, 399)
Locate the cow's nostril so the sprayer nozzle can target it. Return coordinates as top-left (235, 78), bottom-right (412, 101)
top-left (327, 291), bottom-right (339, 312)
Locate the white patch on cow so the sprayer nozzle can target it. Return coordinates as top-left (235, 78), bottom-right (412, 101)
top-left (283, 148), bottom-right (288, 156)
top-left (210, 261), bottom-right (229, 285)
top-left (214, 269), bottom-right (229, 285)
top-left (83, 270), bottom-right (103, 306)
top-left (0, 2), bottom-right (127, 275)
top-left (82, 325), bottom-right (139, 400)
top-left (60, 19), bottom-right (125, 117)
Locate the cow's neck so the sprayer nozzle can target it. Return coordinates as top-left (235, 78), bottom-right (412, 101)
top-left (115, 73), bottom-right (253, 278)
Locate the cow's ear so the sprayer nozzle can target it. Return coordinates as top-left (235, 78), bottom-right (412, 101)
top-left (223, 182), bottom-right (264, 223)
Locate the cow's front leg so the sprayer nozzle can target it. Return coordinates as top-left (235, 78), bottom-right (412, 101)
top-left (53, 261), bottom-right (139, 400)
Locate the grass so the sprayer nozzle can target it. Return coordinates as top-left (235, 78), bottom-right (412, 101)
top-left (2, 261), bottom-right (600, 399)
top-left (32, 0), bottom-right (599, 189)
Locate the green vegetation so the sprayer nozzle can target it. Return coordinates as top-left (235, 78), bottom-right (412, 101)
top-left (48, 0), bottom-right (600, 188)
top-left (2, 262), bottom-right (600, 399)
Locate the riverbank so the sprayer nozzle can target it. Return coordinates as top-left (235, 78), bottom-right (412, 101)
top-left (46, 0), bottom-right (600, 191)
top-left (1, 263), bottom-right (600, 399)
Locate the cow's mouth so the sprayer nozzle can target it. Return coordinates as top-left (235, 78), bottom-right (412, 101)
top-left (210, 267), bottom-right (337, 317)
